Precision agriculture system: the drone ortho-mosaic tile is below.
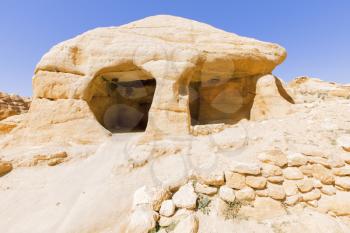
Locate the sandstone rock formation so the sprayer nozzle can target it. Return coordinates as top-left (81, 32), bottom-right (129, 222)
top-left (3, 15), bottom-right (294, 150)
top-left (0, 92), bottom-right (30, 120)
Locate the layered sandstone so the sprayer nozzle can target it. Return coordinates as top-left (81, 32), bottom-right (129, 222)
top-left (4, 15), bottom-right (293, 149)
top-left (0, 92), bottom-right (30, 120)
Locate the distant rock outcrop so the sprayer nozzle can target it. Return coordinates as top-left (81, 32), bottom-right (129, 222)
top-left (0, 92), bottom-right (30, 121)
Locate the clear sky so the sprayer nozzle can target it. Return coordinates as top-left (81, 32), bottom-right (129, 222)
top-left (1, 0), bottom-right (349, 96)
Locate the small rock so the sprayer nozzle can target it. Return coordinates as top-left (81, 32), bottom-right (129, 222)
top-left (261, 163), bottom-right (283, 177)
top-left (283, 167), bottom-right (304, 180)
top-left (245, 176), bottom-right (267, 189)
top-left (267, 183), bottom-right (286, 200)
top-left (195, 169), bottom-right (224, 187)
top-left (224, 171), bottom-right (246, 189)
top-left (308, 157), bottom-right (331, 169)
top-left (312, 164), bottom-right (335, 185)
top-left (283, 180), bottom-right (298, 196)
top-left (258, 149), bottom-right (288, 167)
top-left (296, 178), bottom-right (314, 193)
top-left (284, 194), bottom-right (300, 206)
top-left (267, 176), bottom-right (284, 184)
top-left (333, 167), bottom-right (350, 176)
top-left (230, 162), bottom-right (261, 175)
top-left (235, 187), bottom-right (255, 201)
top-left (330, 157), bottom-right (345, 168)
top-left (302, 189), bottom-right (321, 201)
top-left (299, 164), bottom-right (314, 177)
top-left (126, 206), bottom-right (158, 233)
top-left (287, 152), bottom-right (307, 166)
top-left (335, 177), bottom-right (350, 190)
top-left (219, 186), bottom-right (236, 202)
top-left (173, 214), bottom-right (199, 233)
top-left (158, 216), bottom-right (173, 227)
top-left (159, 200), bottom-right (175, 217)
top-left (320, 185), bottom-right (337, 195)
top-left (194, 183), bottom-right (217, 195)
top-left (133, 186), bottom-right (171, 211)
top-left (172, 183), bottom-right (198, 209)
top-left (47, 158), bottom-right (65, 166)
top-left (0, 161), bottom-right (13, 177)
top-left (255, 189), bottom-right (268, 197)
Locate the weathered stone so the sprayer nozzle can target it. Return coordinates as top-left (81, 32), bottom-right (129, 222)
top-left (312, 164), bottom-right (335, 185)
top-left (230, 162), bottom-right (261, 175)
top-left (320, 185), bottom-right (337, 196)
top-left (335, 177), bottom-right (350, 190)
top-left (194, 183), bottom-right (217, 195)
top-left (255, 189), bottom-right (269, 197)
top-left (173, 214), bottom-right (199, 233)
top-left (235, 187), bottom-right (255, 201)
top-left (133, 186), bottom-right (171, 211)
top-left (333, 167), bottom-right (350, 176)
top-left (267, 183), bottom-right (286, 200)
top-left (0, 92), bottom-right (30, 121)
top-left (0, 161), bottom-right (13, 177)
top-left (258, 149), bottom-right (288, 167)
top-left (308, 157), bottom-right (331, 169)
top-left (245, 176), bottom-right (267, 189)
top-left (159, 200), bottom-right (175, 217)
top-left (296, 178), bottom-right (314, 193)
top-left (195, 169), bottom-right (224, 187)
top-left (224, 171), bottom-right (246, 189)
top-left (299, 164), bottom-right (314, 177)
top-left (287, 152), bottom-right (307, 166)
top-left (267, 176), bottom-right (284, 184)
top-left (126, 206), bottom-right (158, 233)
top-left (302, 189), bottom-right (321, 202)
top-left (283, 167), bottom-right (304, 180)
top-left (158, 216), bottom-right (173, 227)
top-left (284, 194), bottom-right (301, 206)
top-left (261, 163), bottom-right (283, 177)
top-left (172, 183), bottom-right (198, 209)
top-left (282, 180), bottom-right (299, 196)
top-left (219, 186), bottom-right (236, 203)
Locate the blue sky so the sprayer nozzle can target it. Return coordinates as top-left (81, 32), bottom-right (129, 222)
top-left (1, 0), bottom-right (349, 96)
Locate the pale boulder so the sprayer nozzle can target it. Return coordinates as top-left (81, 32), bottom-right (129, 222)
top-left (235, 187), bottom-right (256, 201)
top-left (230, 162), bottom-right (261, 175)
top-left (284, 194), bottom-right (301, 206)
top-left (132, 186), bottom-right (171, 211)
top-left (283, 167), bottom-right (304, 180)
top-left (335, 177), bottom-right (350, 190)
top-left (194, 183), bottom-right (217, 195)
top-left (261, 163), bottom-right (283, 177)
top-left (245, 176), bottom-right (267, 189)
top-left (311, 164), bottom-right (335, 185)
top-left (219, 186), bottom-right (236, 202)
top-left (287, 152), bottom-right (307, 166)
top-left (267, 183), bottom-right (286, 200)
top-left (283, 180), bottom-right (299, 196)
top-left (320, 185), bottom-right (337, 196)
top-left (224, 171), bottom-right (246, 189)
top-left (267, 176), bottom-right (284, 184)
top-left (173, 214), bottom-right (199, 233)
top-left (172, 183), bottom-right (198, 209)
top-left (159, 200), bottom-right (175, 217)
top-left (302, 189), bottom-right (321, 202)
top-left (126, 206), bottom-right (158, 233)
top-left (332, 167), bottom-right (350, 176)
top-left (258, 149), bottom-right (288, 167)
top-left (296, 178), bottom-right (314, 193)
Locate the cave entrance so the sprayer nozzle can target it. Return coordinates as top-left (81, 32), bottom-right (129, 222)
top-left (88, 70), bottom-right (156, 133)
top-left (189, 77), bottom-right (257, 126)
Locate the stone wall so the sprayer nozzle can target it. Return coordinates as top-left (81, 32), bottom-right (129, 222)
top-left (127, 148), bottom-right (350, 232)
